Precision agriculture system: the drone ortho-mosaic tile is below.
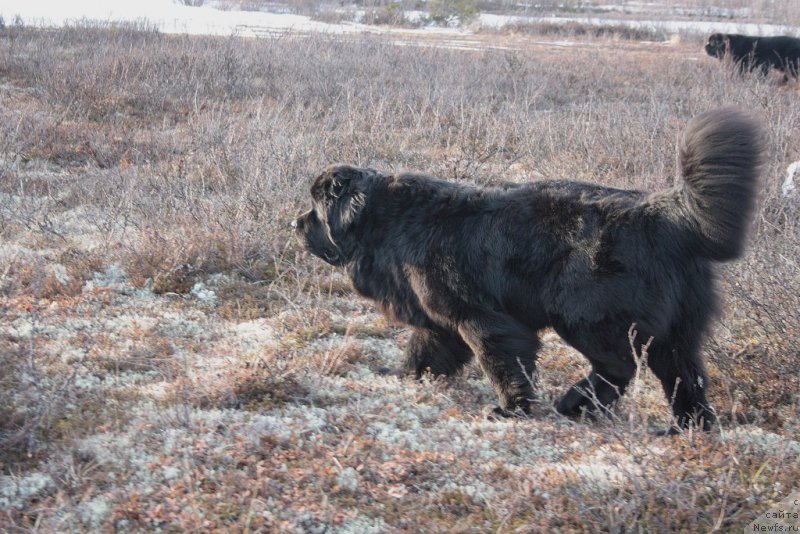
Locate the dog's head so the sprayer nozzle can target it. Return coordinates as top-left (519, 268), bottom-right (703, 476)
top-left (293, 165), bottom-right (379, 267)
top-left (705, 33), bottom-right (729, 58)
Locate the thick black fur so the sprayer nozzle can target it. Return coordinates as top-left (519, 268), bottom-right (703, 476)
top-left (705, 33), bottom-right (800, 80)
top-left (294, 109), bottom-right (763, 432)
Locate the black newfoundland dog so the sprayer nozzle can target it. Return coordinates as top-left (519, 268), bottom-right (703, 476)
top-left (705, 33), bottom-right (800, 79)
top-left (294, 109), bottom-right (762, 432)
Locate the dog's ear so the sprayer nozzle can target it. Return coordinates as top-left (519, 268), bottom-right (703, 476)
top-left (708, 33), bottom-right (724, 49)
top-left (337, 169), bottom-right (367, 227)
top-left (316, 166), bottom-right (368, 230)
top-left (328, 175), bottom-right (346, 198)
top-left (326, 165), bottom-right (364, 198)
top-left (340, 189), bottom-right (366, 228)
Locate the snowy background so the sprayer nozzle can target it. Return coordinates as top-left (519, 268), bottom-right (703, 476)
top-left (2, 0), bottom-right (799, 38)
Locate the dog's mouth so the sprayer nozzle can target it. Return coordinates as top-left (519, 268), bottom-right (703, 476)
top-left (311, 243), bottom-right (345, 267)
top-left (322, 251), bottom-right (341, 264)
top-left (293, 210), bottom-right (347, 267)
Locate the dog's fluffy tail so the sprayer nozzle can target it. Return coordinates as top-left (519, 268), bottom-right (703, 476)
top-left (665, 108), bottom-right (763, 261)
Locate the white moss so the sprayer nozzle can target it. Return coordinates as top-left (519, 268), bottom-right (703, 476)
top-left (162, 466), bottom-right (182, 481)
top-left (0, 473), bottom-right (55, 509)
top-left (334, 514), bottom-right (389, 534)
top-left (336, 467), bottom-right (359, 492)
top-left (231, 319), bottom-right (277, 351)
top-left (190, 281), bottom-right (217, 305)
top-left (247, 414), bottom-right (294, 445)
top-left (47, 263), bottom-right (71, 285)
top-left (77, 495), bottom-right (111, 529)
top-left (724, 427), bottom-right (800, 455)
top-left (84, 265), bottom-right (130, 293)
top-left (441, 480), bottom-right (498, 502)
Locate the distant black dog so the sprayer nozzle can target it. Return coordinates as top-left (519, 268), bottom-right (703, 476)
top-left (705, 33), bottom-right (800, 79)
top-left (294, 109), bottom-right (762, 432)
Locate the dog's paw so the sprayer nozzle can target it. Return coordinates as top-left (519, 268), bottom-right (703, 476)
top-left (486, 406), bottom-right (515, 420)
top-left (376, 366), bottom-right (406, 377)
top-left (653, 415), bottom-right (714, 436)
top-left (556, 385), bottom-right (617, 420)
top-left (556, 377), bottom-right (600, 417)
top-left (555, 392), bottom-right (584, 417)
top-left (556, 390), bottom-right (602, 418)
top-left (653, 426), bottom-right (682, 437)
top-left (486, 405), bottom-right (532, 421)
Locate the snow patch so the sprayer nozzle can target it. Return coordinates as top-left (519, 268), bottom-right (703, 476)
top-left (0, 0), bottom-right (360, 36)
top-left (3, 0), bottom-right (797, 41)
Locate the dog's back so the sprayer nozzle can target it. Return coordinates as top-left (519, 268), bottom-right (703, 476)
top-left (706, 33), bottom-right (800, 77)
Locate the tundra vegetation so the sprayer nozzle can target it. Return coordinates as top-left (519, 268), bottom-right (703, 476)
top-left (0, 16), bottom-right (798, 532)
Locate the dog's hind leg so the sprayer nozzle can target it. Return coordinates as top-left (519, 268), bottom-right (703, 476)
top-left (556, 363), bottom-right (634, 419)
top-left (552, 320), bottom-right (640, 419)
top-left (457, 314), bottom-right (540, 417)
top-left (647, 332), bottom-right (716, 433)
top-left (402, 327), bottom-right (474, 378)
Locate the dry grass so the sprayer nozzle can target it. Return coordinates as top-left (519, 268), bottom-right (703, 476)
top-left (0, 19), bottom-right (799, 532)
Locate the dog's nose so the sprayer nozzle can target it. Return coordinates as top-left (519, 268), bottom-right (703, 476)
top-left (293, 211), bottom-right (313, 231)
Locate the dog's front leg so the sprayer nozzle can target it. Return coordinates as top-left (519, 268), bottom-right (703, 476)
top-left (402, 326), bottom-right (474, 378)
top-left (457, 314), bottom-right (540, 418)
